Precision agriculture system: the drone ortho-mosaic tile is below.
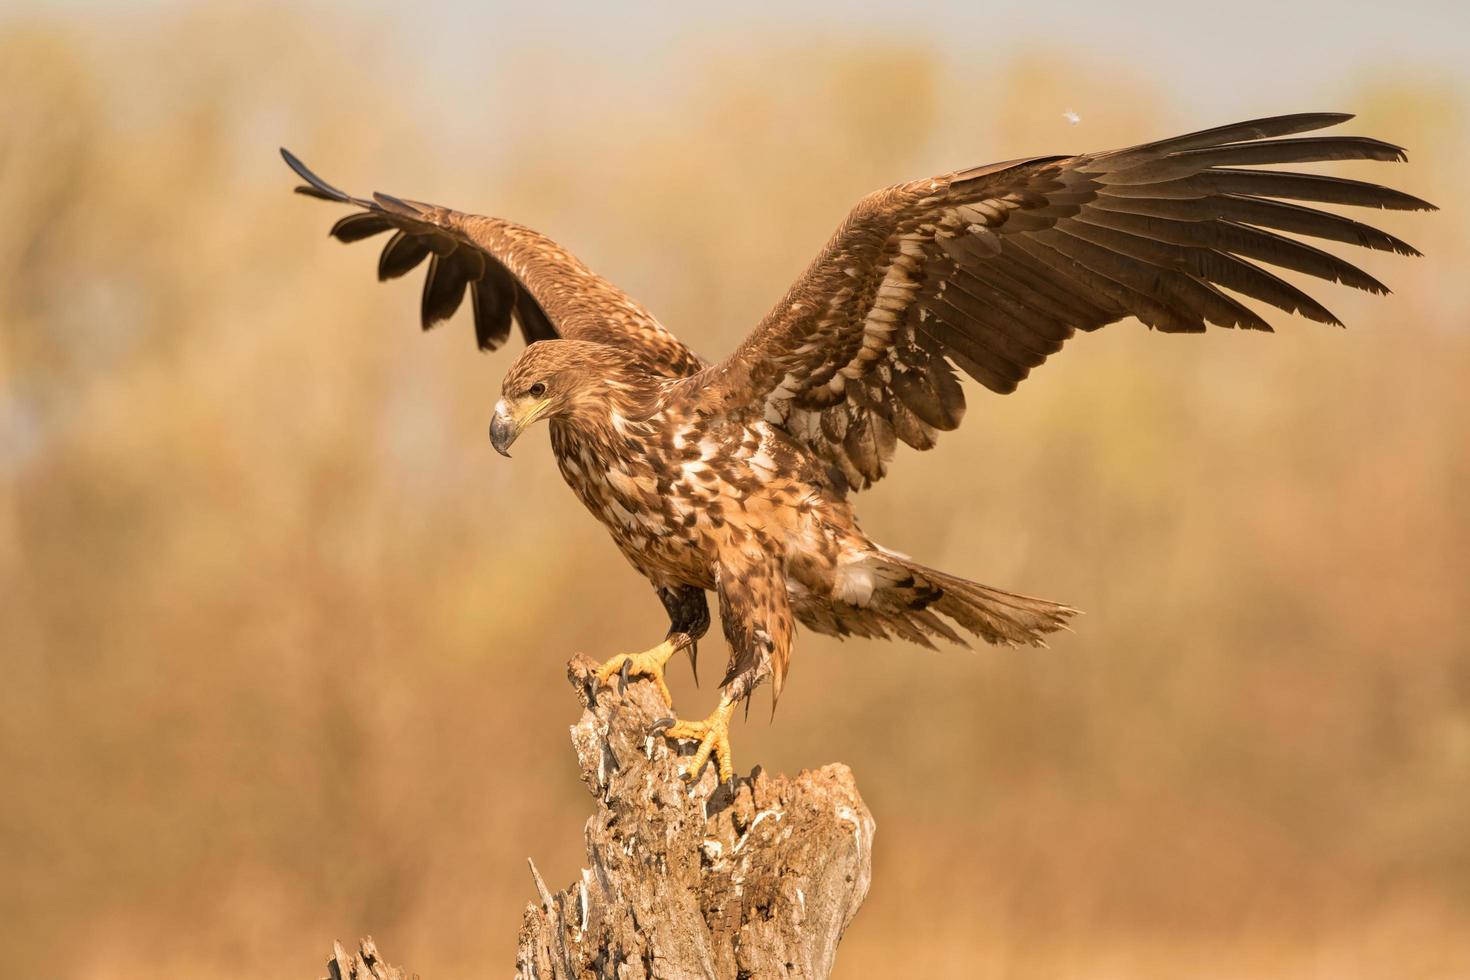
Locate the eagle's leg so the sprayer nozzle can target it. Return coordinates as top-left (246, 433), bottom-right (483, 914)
top-left (593, 585), bottom-right (709, 707)
top-left (662, 560), bottom-right (791, 784)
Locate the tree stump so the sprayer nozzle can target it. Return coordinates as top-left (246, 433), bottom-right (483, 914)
top-left (316, 655), bottom-right (875, 980)
top-left (515, 655), bottom-right (875, 980)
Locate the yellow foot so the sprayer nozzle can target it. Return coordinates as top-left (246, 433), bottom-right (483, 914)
top-left (594, 638), bottom-right (682, 707)
top-left (662, 697), bottom-right (736, 784)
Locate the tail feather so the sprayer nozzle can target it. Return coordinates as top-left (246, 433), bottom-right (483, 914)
top-left (792, 548), bottom-right (1078, 648)
top-left (883, 553), bottom-right (1077, 648)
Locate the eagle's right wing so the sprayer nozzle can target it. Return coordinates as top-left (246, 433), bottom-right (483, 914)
top-left (282, 150), bottom-right (705, 378)
top-left (695, 113), bottom-right (1434, 490)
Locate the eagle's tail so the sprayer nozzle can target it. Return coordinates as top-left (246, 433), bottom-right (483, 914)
top-left (880, 552), bottom-right (1078, 649)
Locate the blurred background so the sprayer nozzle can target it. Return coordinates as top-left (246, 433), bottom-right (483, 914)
top-left (3, 1), bottom-right (1467, 977)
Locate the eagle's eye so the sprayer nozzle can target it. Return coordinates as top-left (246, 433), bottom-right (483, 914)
top-left (529, 382), bottom-right (547, 399)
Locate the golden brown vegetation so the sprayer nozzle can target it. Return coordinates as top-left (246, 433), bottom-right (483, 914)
top-left (2, 8), bottom-right (1466, 978)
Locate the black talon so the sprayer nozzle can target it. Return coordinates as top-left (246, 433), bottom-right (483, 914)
top-left (649, 716), bottom-right (675, 735)
top-left (618, 658), bottom-right (632, 692)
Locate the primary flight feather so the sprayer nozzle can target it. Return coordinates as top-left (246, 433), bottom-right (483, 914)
top-left (284, 113), bottom-right (1432, 783)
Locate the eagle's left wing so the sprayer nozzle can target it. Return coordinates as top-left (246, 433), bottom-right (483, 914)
top-left (282, 150), bottom-right (704, 378)
top-left (695, 113), bottom-right (1433, 490)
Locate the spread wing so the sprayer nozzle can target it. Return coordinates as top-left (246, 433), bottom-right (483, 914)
top-left (697, 113), bottom-right (1434, 490)
top-left (281, 149), bottom-right (704, 378)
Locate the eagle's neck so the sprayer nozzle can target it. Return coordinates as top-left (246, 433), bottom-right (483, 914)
top-left (549, 375), bottom-right (660, 467)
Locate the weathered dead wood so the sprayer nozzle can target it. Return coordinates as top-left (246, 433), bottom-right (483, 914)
top-left (515, 655), bottom-right (875, 980)
top-left (320, 936), bottom-right (414, 980)
top-left (315, 656), bottom-right (875, 980)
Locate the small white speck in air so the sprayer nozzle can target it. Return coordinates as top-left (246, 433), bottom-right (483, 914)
top-left (1062, 108), bottom-right (1082, 125)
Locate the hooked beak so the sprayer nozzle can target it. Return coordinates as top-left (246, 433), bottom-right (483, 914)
top-left (490, 397), bottom-right (551, 457)
top-left (489, 399), bottom-right (520, 457)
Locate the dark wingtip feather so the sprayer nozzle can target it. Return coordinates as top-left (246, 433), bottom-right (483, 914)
top-left (1369, 139), bottom-right (1410, 162)
top-left (469, 275), bottom-right (514, 352)
top-left (1183, 136), bottom-right (1412, 167)
top-left (1098, 113), bottom-right (1358, 166)
top-left (1168, 170), bottom-right (1436, 213)
top-left (329, 212), bottom-right (394, 244)
top-left (376, 230), bottom-right (431, 282)
top-left (420, 249), bottom-right (474, 331)
top-left (373, 191), bottom-right (423, 217)
top-left (1191, 111), bottom-right (1357, 141)
top-left (280, 147), bottom-right (350, 202)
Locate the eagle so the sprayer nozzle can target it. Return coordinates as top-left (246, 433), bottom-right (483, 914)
top-left (284, 113), bottom-right (1431, 784)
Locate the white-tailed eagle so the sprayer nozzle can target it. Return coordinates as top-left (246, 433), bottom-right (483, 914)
top-left (284, 113), bottom-right (1432, 783)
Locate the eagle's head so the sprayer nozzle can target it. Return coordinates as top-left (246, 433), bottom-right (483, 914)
top-left (490, 339), bottom-right (643, 456)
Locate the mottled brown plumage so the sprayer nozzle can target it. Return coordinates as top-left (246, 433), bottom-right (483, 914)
top-left (284, 113), bottom-right (1432, 780)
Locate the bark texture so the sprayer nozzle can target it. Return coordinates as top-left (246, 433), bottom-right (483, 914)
top-left (515, 655), bottom-right (875, 980)
top-left (314, 656), bottom-right (874, 980)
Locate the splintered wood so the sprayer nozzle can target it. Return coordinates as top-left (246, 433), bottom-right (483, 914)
top-left (320, 937), bottom-right (413, 980)
top-left (516, 655), bottom-right (875, 980)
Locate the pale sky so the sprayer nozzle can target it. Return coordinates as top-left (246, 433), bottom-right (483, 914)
top-left (389, 0), bottom-right (1470, 119)
top-left (31, 0), bottom-right (1470, 117)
